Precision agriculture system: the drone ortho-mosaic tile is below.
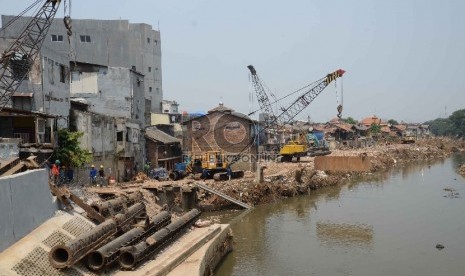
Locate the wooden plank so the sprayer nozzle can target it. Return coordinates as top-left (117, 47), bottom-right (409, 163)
top-left (196, 182), bottom-right (251, 209)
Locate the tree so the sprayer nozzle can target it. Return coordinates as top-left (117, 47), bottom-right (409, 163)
top-left (426, 118), bottom-right (454, 136)
top-left (370, 123), bottom-right (381, 134)
top-left (449, 109), bottom-right (465, 137)
top-left (342, 117), bottom-right (357, 124)
top-left (388, 119), bottom-right (399, 126)
top-left (424, 108), bottom-right (465, 137)
top-left (54, 129), bottom-right (92, 168)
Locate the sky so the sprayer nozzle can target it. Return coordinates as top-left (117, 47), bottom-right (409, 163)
top-left (2, 0), bottom-right (465, 123)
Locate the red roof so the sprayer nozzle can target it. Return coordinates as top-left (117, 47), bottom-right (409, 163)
top-left (361, 115), bottom-right (386, 126)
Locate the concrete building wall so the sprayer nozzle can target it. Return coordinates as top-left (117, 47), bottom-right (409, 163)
top-left (0, 169), bottom-right (57, 252)
top-left (0, 37), bottom-right (70, 128)
top-left (70, 110), bottom-right (144, 182)
top-left (161, 100), bottom-right (179, 114)
top-left (70, 64), bottom-right (145, 127)
top-left (1, 16), bottom-right (163, 113)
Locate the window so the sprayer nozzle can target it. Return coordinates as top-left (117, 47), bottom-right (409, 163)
top-left (59, 65), bottom-right (66, 83)
top-left (154, 40), bottom-right (158, 46)
top-left (80, 35), bottom-right (91, 43)
top-left (117, 131), bottom-right (123, 142)
top-left (51, 34), bottom-right (63, 42)
top-left (147, 37), bottom-right (151, 43)
top-left (148, 67), bottom-right (151, 72)
top-left (156, 88), bottom-right (159, 94)
top-left (71, 71), bottom-right (80, 82)
top-left (149, 87), bottom-right (152, 92)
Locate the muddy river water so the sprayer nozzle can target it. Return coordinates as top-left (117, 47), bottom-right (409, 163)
top-left (215, 155), bottom-right (465, 276)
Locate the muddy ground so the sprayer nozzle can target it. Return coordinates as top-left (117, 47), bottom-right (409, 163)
top-left (84, 137), bottom-right (465, 213)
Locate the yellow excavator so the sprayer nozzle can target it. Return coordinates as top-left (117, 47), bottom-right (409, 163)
top-left (279, 128), bottom-right (331, 162)
top-left (170, 151), bottom-right (244, 181)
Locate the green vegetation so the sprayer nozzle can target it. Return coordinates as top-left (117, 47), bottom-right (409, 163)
top-left (388, 119), bottom-right (399, 125)
top-left (54, 129), bottom-right (92, 167)
top-left (370, 123), bottom-right (381, 134)
top-left (426, 109), bottom-right (465, 137)
top-left (342, 117), bottom-right (358, 124)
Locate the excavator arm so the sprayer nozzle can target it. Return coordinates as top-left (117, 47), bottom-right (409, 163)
top-left (0, 0), bottom-right (61, 111)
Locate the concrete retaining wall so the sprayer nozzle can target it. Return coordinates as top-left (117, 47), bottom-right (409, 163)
top-left (0, 169), bottom-right (57, 252)
top-left (314, 156), bottom-right (372, 172)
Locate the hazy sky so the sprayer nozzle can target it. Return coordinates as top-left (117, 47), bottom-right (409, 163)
top-left (2, 0), bottom-right (465, 123)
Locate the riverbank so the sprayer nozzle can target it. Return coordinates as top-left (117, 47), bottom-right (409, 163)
top-left (195, 137), bottom-right (465, 210)
top-left (82, 138), bottom-right (464, 213)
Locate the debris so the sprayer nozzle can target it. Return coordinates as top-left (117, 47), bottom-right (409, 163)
top-left (436, 243), bottom-right (445, 250)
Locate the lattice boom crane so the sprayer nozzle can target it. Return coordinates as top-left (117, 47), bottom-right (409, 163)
top-left (248, 66), bottom-right (345, 127)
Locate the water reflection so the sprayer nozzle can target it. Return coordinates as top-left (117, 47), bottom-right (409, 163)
top-left (216, 154), bottom-right (465, 276)
top-left (451, 153), bottom-right (465, 169)
top-left (316, 221), bottom-right (374, 250)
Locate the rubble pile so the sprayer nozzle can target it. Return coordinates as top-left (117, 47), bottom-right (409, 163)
top-left (459, 164), bottom-right (465, 177)
top-left (195, 138), bottom-right (464, 210)
top-left (81, 138), bottom-right (464, 211)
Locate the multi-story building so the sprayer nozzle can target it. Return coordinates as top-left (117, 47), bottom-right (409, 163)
top-left (1, 15), bottom-right (163, 113)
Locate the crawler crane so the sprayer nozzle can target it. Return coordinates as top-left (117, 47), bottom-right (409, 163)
top-left (247, 65), bottom-right (345, 161)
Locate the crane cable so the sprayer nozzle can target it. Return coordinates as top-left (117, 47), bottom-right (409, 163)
top-left (63, 0), bottom-right (77, 65)
top-left (247, 76), bottom-right (324, 116)
top-left (336, 76), bottom-right (343, 118)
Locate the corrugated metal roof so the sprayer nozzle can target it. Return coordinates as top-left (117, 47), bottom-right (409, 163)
top-left (145, 128), bottom-right (180, 144)
top-left (353, 124), bottom-right (370, 131)
top-left (392, 124), bottom-right (407, 131)
top-left (334, 123), bottom-right (354, 132)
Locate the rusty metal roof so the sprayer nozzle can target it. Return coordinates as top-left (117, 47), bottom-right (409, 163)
top-left (145, 128), bottom-right (180, 144)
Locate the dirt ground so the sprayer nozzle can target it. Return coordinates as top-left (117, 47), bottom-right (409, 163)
top-left (85, 137), bottom-right (465, 212)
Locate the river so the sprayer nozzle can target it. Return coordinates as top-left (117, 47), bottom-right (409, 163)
top-left (215, 154), bottom-right (465, 276)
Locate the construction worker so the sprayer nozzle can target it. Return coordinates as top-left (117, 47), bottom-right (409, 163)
top-left (89, 165), bottom-right (97, 185)
top-left (98, 165), bottom-right (105, 186)
top-left (226, 166), bottom-right (232, 181)
top-left (59, 165), bottom-right (66, 185)
top-left (51, 160), bottom-right (60, 184)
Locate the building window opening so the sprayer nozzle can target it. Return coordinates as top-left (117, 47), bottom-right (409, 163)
top-left (60, 65), bottom-right (66, 83)
top-left (117, 131), bottom-right (123, 142)
top-left (147, 37), bottom-right (151, 43)
top-left (148, 67), bottom-right (151, 72)
top-left (80, 35), bottom-right (91, 43)
top-left (51, 34), bottom-right (63, 42)
top-left (149, 87), bottom-right (152, 92)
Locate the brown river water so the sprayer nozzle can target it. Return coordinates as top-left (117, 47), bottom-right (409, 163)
top-left (214, 154), bottom-right (465, 276)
